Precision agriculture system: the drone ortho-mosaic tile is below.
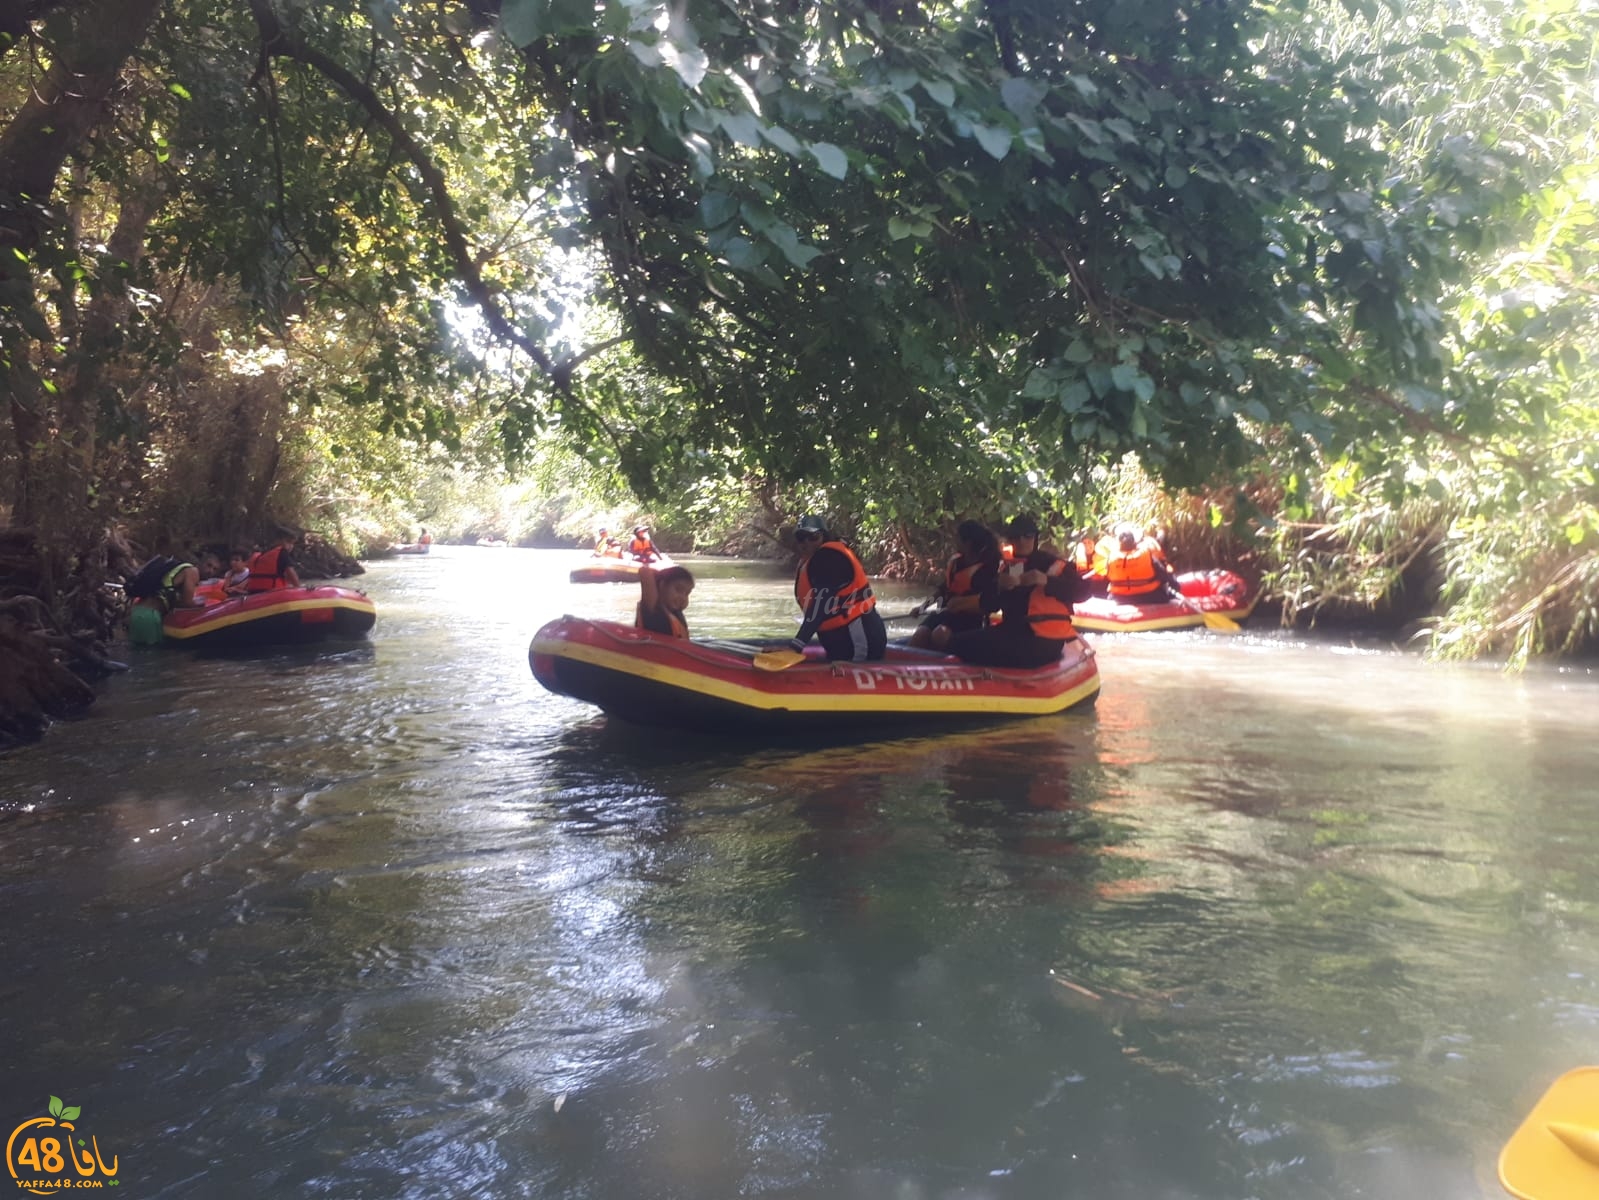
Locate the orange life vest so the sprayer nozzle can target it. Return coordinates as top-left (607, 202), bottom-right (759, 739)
top-left (1107, 547), bottom-right (1162, 597)
top-left (246, 546), bottom-right (291, 593)
top-left (629, 535), bottom-right (655, 559)
top-left (795, 541), bottom-right (876, 632)
top-left (1024, 556), bottom-right (1077, 639)
top-left (636, 602), bottom-right (689, 639)
top-left (945, 554), bottom-right (985, 597)
top-left (1071, 537), bottom-right (1097, 575)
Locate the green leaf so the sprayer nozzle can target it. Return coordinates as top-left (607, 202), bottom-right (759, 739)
top-left (61, 1107), bottom-right (80, 1122)
top-left (721, 236), bottom-right (765, 270)
top-left (1000, 77), bottom-right (1046, 119)
top-left (167, 82), bottom-right (192, 101)
top-left (1163, 165), bottom-right (1188, 189)
top-left (972, 124), bottom-right (1011, 160)
top-left (700, 191), bottom-right (739, 229)
top-left (49, 1096), bottom-right (63, 1117)
top-left (500, 0), bottom-right (547, 46)
top-left (718, 112), bottom-right (762, 147)
top-left (887, 216), bottom-right (932, 240)
top-left (761, 125), bottom-right (802, 157)
top-left (762, 222), bottom-right (821, 269)
top-left (921, 79), bottom-right (955, 107)
top-left (1103, 117), bottom-right (1137, 143)
top-left (809, 142), bottom-right (848, 180)
top-left (1062, 339), bottom-right (1093, 364)
top-left (661, 40), bottom-right (708, 88)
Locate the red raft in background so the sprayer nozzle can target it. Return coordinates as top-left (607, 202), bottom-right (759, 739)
top-left (530, 616), bottom-right (1100, 735)
top-left (1071, 569), bottom-right (1257, 633)
top-left (569, 552), bottom-right (678, 585)
top-left (167, 584), bottom-right (377, 649)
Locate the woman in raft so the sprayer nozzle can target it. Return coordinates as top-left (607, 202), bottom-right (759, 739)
top-left (636, 564), bottom-right (695, 638)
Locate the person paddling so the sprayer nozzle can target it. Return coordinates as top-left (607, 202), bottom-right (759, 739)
top-left (785, 515), bottom-right (886, 662)
top-left (910, 520), bottom-right (1001, 648)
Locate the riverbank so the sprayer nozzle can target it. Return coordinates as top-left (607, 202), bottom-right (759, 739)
top-left (0, 527), bottom-right (365, 751)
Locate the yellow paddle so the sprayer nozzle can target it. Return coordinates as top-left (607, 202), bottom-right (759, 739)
top-left (753, 648), bottom-right (807, 671)
top-left (1500, 1068), bottom-right (1599, 1199)
top-left (1177, 594), bottom-right (1241, 633)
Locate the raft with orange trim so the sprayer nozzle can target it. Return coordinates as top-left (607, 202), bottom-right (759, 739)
top-left (569, 552), bottom-right (677, 584)
top-left (164, 585), bottom-right (377, 648)
top-left (529, 616), bottom-right (1100, 733)
top-left (1071, 569), bottom-right (1257, 633)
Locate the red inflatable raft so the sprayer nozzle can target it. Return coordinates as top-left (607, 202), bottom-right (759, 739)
top-left (165, 585), bottom-right (377, 649)
top-left (529, 616), bottom-right (1100, 734)
top-left (569, 552), bottom-right (678, 585)
top-left (1071, 569), bottom-right (1257, 633)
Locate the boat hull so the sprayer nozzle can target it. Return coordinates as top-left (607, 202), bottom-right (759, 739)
top-left (1072, 569), bottom-right (1256, 632)
top-left (164, 586), bottom-right (377, 648)
top-left (569, 553), bottom-right (677, 584)
top-left (530, 617), bottom-right (1100, 734)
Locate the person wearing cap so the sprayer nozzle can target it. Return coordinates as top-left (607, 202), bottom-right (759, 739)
top-left (910, 519), bottom-right (1001, 648)
top-left (787, 515), bottom-right (887, 662)
top-left (628, 525), bottom-right (660, 563)
top-left (593, 527), bottom-right (621, 557)
top-left (944, 513), bottom-right (1091, 667)
top-left (1105, 522), bottom-right (1181, 605)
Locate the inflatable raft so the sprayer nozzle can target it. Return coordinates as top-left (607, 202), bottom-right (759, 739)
top-left (569, 553), bottom-right (677, 584)
top-left (1072, 569), bottom-right (1257, 633)
top-left (530, 616), bottom-right (1100, 734)
top-left (165, 585), bottom-right (377, 649)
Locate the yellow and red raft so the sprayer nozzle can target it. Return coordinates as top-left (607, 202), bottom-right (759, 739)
top-left (529, 616), bottom-right (1100, 734)
top-left (1071, 569), bottom-right (1257, 633)
top-left (165, 584), bottom-right (377, 649)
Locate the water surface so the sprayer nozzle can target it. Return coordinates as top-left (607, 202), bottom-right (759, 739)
top-left (3, 547), bottom-right (1597, 1199)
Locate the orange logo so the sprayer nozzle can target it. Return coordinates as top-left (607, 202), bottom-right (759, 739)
top-left (5, 1096), bottom-right (120, 1193)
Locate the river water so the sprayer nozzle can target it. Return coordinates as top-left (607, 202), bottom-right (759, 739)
top-left (3, 547), bottom-right (1598, 1199)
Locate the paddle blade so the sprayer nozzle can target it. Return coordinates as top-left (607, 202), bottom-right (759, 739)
top-left (1200, 610), bottom-right (1242, 634)
top-left (753, 648), bottom-right (806, 672)
top-left (1500, 1068), bottom-right (1599, 1200)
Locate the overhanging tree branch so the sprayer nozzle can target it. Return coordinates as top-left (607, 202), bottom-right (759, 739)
top-left (245, 0), bottom-right (622, 434)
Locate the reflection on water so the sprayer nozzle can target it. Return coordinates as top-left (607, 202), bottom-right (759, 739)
top-left (2, 547), bottom-right (1598, 1199)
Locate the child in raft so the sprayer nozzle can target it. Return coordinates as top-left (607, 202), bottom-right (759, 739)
top-left (636, 564), bottom-right (694, 638)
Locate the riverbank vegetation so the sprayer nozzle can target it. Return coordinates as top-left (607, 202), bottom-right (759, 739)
top-left (0, 0), bottom-right (1594, 708)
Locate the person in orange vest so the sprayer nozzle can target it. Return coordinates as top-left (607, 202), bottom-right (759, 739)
top-left (636, 564), bottom-right (695, 638)
top-left (787, 514), bottom-right (886, 662)
top-left (945, 514), bottom-right (1091, 667)
top-left (910, 519), bottom-right (1001, 648)
top-left (246, 528), bottom-right (301, 592)
top-left (628, 525), bottom-right (660, 564)
top-left (1105, 523), bottom-right (1181, 605)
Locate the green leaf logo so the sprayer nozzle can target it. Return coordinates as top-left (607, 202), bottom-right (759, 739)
top-left (48, 1096), bottom-right (63, 1117)
top-left (62, 1106), bottom-right (81, 1121)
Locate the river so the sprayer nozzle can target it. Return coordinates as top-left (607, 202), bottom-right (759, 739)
top-left (3, 547), bottom-right (1597, 1199)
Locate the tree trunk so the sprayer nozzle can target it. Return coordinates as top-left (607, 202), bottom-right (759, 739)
top-left (0, 0), bottom-right (163, 260)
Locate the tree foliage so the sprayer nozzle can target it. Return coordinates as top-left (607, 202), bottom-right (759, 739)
top-left (0, 0), bottom-right (1595, 657)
